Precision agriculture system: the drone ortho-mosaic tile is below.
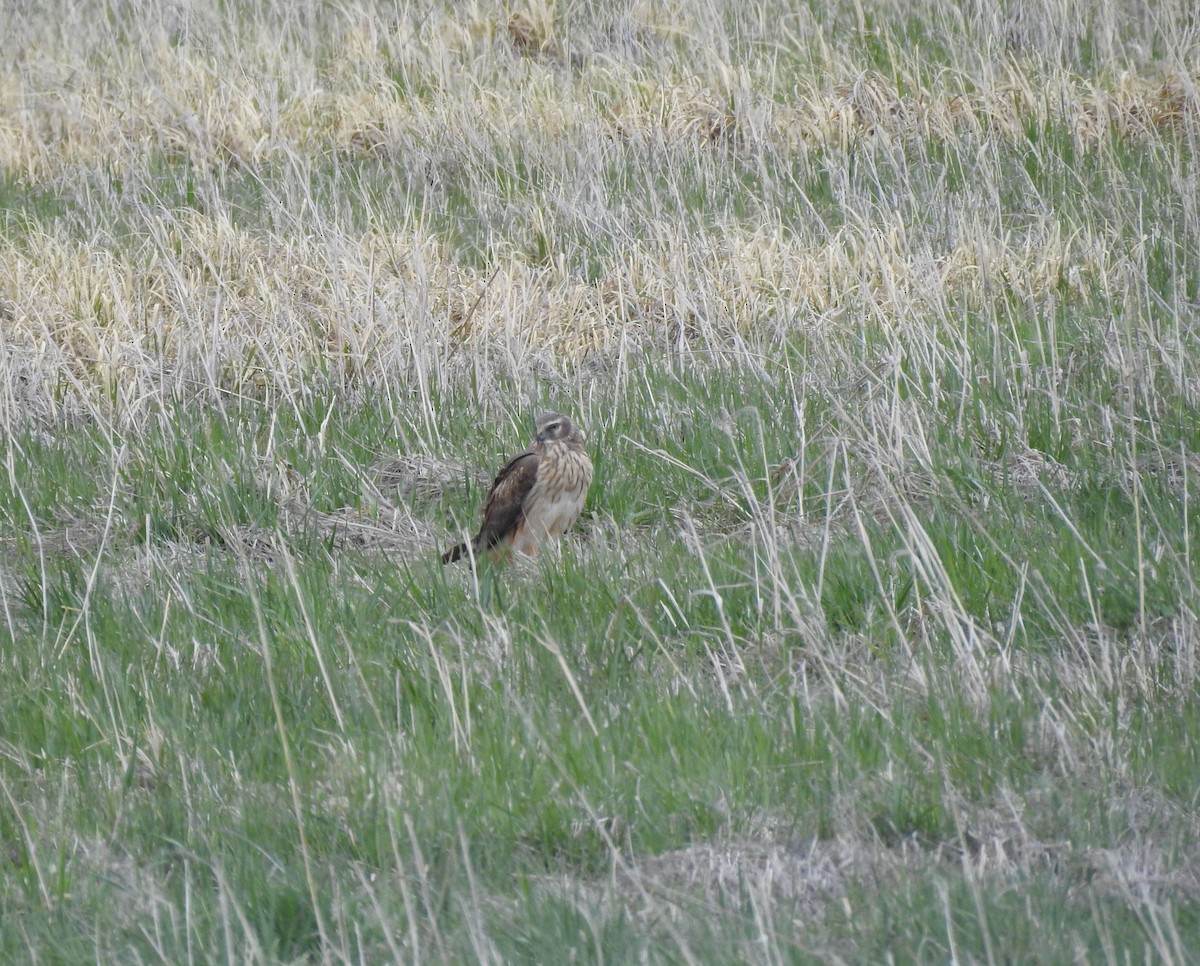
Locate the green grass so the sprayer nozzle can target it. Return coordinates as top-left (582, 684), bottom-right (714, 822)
top-left (5, 344), bottom-right (1200, 959)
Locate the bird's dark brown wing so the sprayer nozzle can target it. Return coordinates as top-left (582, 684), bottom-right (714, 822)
top-left (475, 448), bottom-right (539, 550)
top-left (441, 448), bottom-right (539, 563)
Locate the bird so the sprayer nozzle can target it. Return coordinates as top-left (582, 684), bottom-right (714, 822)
top-left (441, 412), bottom-right (593, 564)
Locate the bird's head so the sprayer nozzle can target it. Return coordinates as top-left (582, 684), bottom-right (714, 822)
top-left (535, 412), bottom-right (583, 445)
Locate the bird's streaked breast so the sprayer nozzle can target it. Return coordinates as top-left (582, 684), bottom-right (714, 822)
top-left (523, 443), bottom-right (593, 540)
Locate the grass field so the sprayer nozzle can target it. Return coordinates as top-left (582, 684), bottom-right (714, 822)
top-left (2, 0), bottom-right (1199, 961)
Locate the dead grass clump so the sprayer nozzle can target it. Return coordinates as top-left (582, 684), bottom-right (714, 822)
top-left (363, 453), bottom-right (488, 508)
top-left (506, 6), bottom-right (556, 59)
top-left (1078, 71), bottom-right (1200, 141)
top-left (607, 81), bottom-right (739, 145)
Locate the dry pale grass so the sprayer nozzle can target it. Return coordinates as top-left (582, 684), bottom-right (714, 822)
top-left (2, 5), bottom-right (1195, 173)
top-left (1, 1), bottom-right (1196, 427)
top-left (0, 211), bottom-right (1129, 425)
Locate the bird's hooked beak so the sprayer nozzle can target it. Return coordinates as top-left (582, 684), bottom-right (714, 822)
top-left (535, 431), bottom-right (547, 444)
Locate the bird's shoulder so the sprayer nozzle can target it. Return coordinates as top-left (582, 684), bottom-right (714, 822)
top-left (483, 446), bottom-right (540, 514)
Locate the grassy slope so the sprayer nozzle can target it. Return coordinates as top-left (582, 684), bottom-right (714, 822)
top-left (2, 0), bottom-right (1199, 962)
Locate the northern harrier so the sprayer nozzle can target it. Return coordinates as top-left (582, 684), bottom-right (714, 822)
top-left (441, 412), bottom-right (593, 564)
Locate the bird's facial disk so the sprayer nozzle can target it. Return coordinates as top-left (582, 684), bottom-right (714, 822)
top-left (535, 415), bottom-right (570, 443)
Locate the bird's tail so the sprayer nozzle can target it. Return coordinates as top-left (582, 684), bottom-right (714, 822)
top-left (441, 542), bottom-right (469, 564)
